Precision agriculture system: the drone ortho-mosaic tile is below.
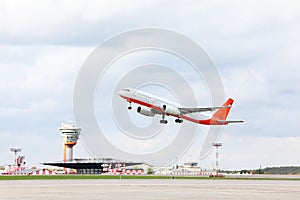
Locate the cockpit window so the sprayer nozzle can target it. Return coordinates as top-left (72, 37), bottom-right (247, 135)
top-left (123, 89), bottom-right (130, 92)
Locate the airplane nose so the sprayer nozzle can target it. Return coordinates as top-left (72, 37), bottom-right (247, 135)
top-left (119, 89), bottom-right (131, 99)
top-left (118, 90), bottom-right (123, 96)
top-left (118, 90), bottom-right (125, 97)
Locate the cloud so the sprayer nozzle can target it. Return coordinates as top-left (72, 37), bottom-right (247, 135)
top-left (219, 134), bottom-right (300, 169)
top-left (0, 0), bottom-right (300, 168)
top-left (0, 45), bottom-right (92, 133)
top-left (0, 0), bottom-right (158, 45)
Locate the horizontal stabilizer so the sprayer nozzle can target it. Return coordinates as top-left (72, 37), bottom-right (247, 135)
top-left (218, 120), bottom-right (244, 124)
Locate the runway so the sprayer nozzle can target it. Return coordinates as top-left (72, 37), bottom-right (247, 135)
top-left (1, 179), bottom-right (300, 200)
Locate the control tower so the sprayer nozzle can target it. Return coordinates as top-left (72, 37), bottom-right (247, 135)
top-left (59, 122), bottom-right (81, 163)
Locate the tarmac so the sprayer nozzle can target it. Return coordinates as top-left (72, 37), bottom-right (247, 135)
top-left (1, 179), bottom-right (300, 200)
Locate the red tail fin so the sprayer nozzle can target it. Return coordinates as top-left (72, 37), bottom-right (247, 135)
top-left (212, 98), bottom-right (234, 120)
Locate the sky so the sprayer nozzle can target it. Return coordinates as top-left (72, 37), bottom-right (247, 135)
top-left (0, 0), bottom-right (300, 170)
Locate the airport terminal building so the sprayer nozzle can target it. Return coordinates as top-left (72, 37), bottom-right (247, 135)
top-left (43, 158), bottom-right (143, 174)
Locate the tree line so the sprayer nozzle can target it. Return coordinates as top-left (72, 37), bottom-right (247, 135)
top-left (220, 166), bottom-right (300, 174)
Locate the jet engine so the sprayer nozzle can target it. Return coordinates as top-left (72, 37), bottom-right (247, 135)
top-left (137, 107), bottom-right (155, 117)
top-left (161, 104), bottom-right (181, 116)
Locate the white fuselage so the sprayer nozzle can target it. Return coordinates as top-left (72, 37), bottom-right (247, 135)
top-left (119, 88), bottom-right (242, 125)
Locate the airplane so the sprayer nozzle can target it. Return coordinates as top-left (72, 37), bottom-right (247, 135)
top-left (118, 88), bottom-right (244, 125)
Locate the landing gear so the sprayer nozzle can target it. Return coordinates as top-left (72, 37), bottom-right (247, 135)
top-left (128, 102), bottom-right (132, 110)
top-left (160, 112), bottom-right (168, 124)
top-left (175, 118), bottom-right (183, 123)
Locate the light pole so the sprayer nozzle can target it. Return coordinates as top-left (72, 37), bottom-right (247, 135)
top-left (212, 143), bottom-right (222, 176)
top-left (10, 148), bottom-right (21, 165)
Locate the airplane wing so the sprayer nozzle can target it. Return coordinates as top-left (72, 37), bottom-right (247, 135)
top-left (178, 106), bottom-right (228, 115)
